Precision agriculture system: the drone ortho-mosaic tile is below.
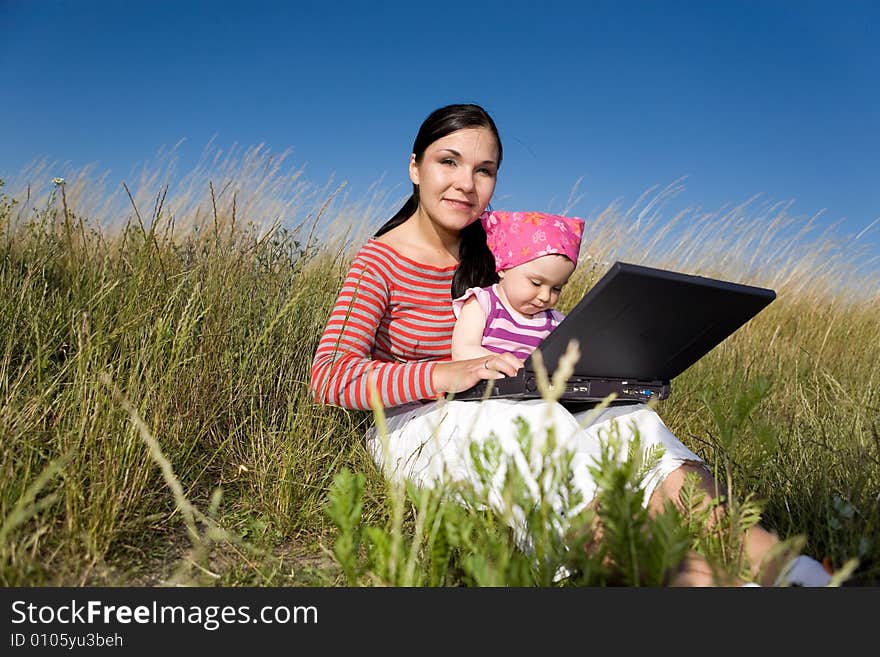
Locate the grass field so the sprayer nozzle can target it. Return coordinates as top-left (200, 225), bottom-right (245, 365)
top-left (1, 155), bottom-right (878, 586)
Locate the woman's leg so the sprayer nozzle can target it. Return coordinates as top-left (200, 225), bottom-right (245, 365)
top-left (649, 462), bottom-right (785, 586)
top-left (651, 463), bottom-right (837, 587)
top-left (572, 403), bottom-right (793, 586)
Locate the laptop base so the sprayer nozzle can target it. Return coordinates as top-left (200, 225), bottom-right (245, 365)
top-left (453, 369), bottom-right (670, 404)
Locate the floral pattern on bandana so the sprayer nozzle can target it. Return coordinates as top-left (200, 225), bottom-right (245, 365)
top-left (480, 210), bottom-right (585, 272)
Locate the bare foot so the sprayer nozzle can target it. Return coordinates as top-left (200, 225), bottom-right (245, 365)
top-left (668, 550), bottom-right (741, 587)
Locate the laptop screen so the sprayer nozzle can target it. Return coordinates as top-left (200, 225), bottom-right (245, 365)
top-left (529, 262), bottom-right (776, 381)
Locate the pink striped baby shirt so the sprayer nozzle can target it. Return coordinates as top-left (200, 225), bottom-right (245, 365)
top-left (452, 285), bottom-right (564, 361)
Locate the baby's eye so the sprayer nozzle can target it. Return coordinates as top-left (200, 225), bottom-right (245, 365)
top-left (531, 280), bottom-right (542, 286)
top-left (552, 286), bottom-right (563, 293)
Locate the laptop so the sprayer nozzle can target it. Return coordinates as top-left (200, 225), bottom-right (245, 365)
top-left (452, 261), bottom-right (776, 405)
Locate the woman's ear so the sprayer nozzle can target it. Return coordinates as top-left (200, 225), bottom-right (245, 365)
top-left (408, 154), bottom-right (419, 185)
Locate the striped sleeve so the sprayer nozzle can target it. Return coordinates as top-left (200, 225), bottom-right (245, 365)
top-left (309, 253), bottom-right (439, 410)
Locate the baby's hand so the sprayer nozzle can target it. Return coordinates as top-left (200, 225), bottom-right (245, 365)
top-left (494, 352), bottom-right (525, 371)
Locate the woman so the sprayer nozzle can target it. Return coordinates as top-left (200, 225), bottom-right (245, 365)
top-left (309, 103), bottom-right (830, 587)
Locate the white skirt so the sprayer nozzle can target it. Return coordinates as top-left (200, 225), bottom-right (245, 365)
top-left (366, 398), bottom-right (703, 530)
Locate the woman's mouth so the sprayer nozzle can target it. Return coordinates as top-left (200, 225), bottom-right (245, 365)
top-left (442, 198), bottom-right (473, 212)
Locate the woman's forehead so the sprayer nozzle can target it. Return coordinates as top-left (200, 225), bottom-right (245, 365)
top-left (427, 128), bottom-right (499, 160)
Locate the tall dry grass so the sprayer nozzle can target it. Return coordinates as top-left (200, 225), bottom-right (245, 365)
top-left (1, 146), bottom-right (877, 585)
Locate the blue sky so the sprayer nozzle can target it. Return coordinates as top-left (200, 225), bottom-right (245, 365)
top-left (2, 0), bottom-right (878, 263)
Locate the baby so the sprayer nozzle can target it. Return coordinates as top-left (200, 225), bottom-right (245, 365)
top-left (451, 210), bottom-right (585, 362)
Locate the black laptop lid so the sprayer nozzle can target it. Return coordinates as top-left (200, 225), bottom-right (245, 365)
top-left (530, 261), bottom-right (776, 380)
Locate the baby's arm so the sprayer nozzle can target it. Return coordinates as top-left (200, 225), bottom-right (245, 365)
top-left (451, 296), bottom-right (493, 360)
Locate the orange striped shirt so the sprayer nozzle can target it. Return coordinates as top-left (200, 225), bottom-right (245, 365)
top-left (310, 239), bottom-right (456, 410)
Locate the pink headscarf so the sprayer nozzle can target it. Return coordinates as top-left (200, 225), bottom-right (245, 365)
top-left (481, 210), bottom-right (585, 272)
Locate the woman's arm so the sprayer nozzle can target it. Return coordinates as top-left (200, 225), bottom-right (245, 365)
top-left (311, 249), bottom-right (523, 409)
top-left (451, 296), bottom-right (493, 360)
top-left (310, 257), bottom-right (437, 410)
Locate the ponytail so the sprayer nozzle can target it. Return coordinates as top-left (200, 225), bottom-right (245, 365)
top-left (451, 218), bottom-right (498, 298)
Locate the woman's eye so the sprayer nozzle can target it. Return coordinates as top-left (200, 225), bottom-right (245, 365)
top-left (440, 158), bottom-right (456, 166)
top-left (552, 287), bottom-right (563, 293)
top-left (476, 167), bottom-right (495, 176)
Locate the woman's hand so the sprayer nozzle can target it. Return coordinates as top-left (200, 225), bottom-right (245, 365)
top-left (432, 353), bottom-right (524, 394)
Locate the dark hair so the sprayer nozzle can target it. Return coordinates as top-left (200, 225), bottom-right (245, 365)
top-left (373, 103), bottom-right (502, 298)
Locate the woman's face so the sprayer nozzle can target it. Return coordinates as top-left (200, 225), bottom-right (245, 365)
top-left (409, 127), bottom-right (499, 235)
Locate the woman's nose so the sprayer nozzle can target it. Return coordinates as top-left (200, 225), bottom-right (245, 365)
top-left (454, 168), bottom-right (476, 192)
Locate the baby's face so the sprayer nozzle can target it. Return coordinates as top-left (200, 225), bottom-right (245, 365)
top-left (497, 254), bottom-right (575, 317)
